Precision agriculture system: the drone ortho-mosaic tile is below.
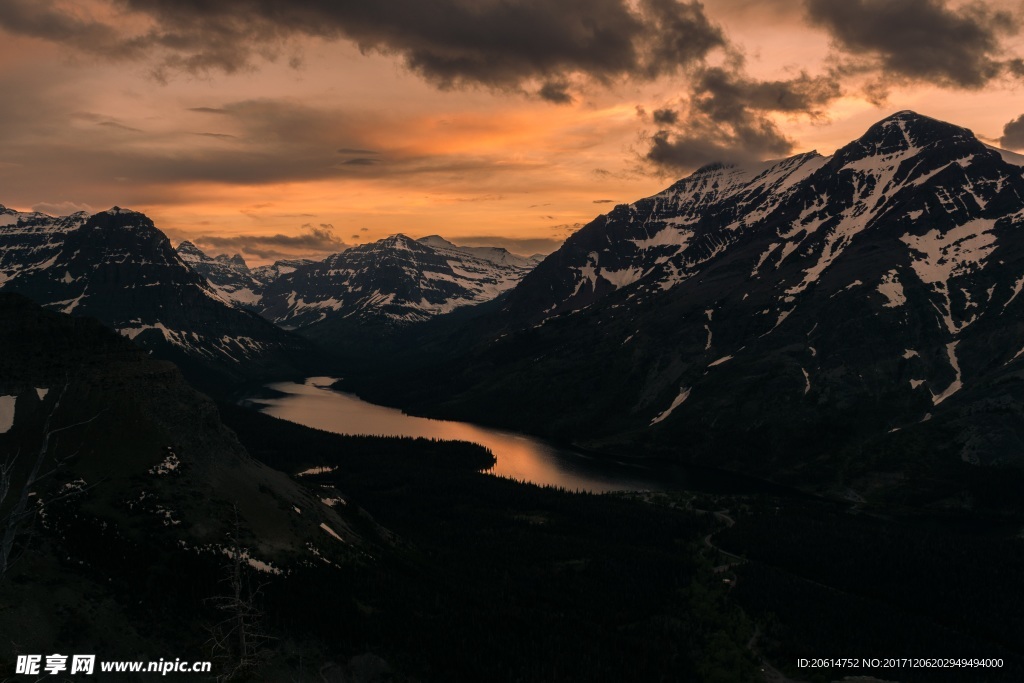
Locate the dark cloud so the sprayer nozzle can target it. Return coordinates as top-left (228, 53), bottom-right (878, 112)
top-left (806, 0), bottom-right (1021, 88)
top-left (1001, 114), bottom-right (1024, 150)
top-left (194, 132), bottom-right (236, 139)
top-left (638, 0), bottom-right (727, 78)
top-left (97, 120), bottom-right (143, 133)
top-left (193, 223), bottom-right (348, 260)
top-left (652, 108), bottom-right (678, 125)
top-left (0, 0), bottom-right (729, 94)
top-left (646, 122), bottom-right (791, 171)
top-left (0, 1), bottom-right (146, 60)
top-left (592, 199), bottom-right (615, 204)
top-left (340, 158), bottom-right (377, 166)
top-left (538, 81), bottom-right (574, 104)
top-left (642, 67), bottom-right (839, 172)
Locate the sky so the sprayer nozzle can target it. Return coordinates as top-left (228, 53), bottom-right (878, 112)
top-left (1, 0), bottom-right (1023, 264)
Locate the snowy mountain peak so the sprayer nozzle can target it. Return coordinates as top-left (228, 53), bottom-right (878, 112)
top-left (175, 240), bottom-right (262, 309)
top-left (839, 110), bottom-right (979, 166)
top-left (418, 235), bottom-right (458, 249)
top-left (259, 232), bottom-right (540, 328)
top-left (379, 233), bottom-right (419, 249)
top-left (214, 253), bottom-right (249, 269)
top-left (176, 240), bottom-right (206, 258)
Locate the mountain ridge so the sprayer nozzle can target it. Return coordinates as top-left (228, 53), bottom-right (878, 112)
top-left (0, 207), bottom-right (312, 393)
top-left (342, 110), bottom-right (1024, 502)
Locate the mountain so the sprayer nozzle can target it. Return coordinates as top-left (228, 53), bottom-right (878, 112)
top-left (0, 291), bottom-right (357, 559)
top-left (350, 111), bottom-right (1024, 501)
top-left (260, 233), bottom-right (539, 330)
top-left (0, 205), bottom-right (89, 285)
top-left (175, 240), bottom-right (265, 309)
top-left (175, 240), bottom-right (321, 309)
top-left (0, 292), bottom-right (369, 663)
top-left (0, 207), bottom-right (312, 392)
top-left (250, 256), bottom-right (318, 285)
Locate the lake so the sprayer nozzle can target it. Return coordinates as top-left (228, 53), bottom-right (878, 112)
top-left (241, 377), bottom-right (677, 493)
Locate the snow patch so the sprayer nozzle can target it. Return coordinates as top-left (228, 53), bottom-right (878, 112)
top-left (931, 341), bottom-right (963, 405)
top-left (650, 387), bottom-right (691, 425)
top-left (877, 270), bottom-right (907, 307)
top-left (297, 465), bottom-right (338, 477)
top-left (221, 547), bottom-right (283, 575)
top-left (148, 450), bottom-right (180, 475)
top-left (320, 522), bottom-right (346, 543)
top-left (600, 266), bottom-right (645, 289)
top-left (901, 219), bottom-right (997, 334)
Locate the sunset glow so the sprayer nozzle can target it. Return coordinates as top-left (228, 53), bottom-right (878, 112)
top-left (2, 0), bottom-right (1023, 263)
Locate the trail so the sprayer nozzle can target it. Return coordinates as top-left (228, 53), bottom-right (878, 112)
top-left (697, 508), bottom-right (809, 683)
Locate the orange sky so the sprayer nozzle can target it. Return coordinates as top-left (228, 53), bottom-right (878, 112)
top-left (1, 0), bottom-right (1023, 264)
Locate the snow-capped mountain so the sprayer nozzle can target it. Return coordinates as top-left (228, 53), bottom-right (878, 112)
top-left (0, 207), bottom-right (310, 389)
top-left (0, 205), bottom-right (89, 285)
top-left (260, 233), bottom-right (539, 328)
top-left (250, 257), bottom-right (318, 286)
top-left (358, 111), bottom-right (1024, 497)
top-left (175, 240), bottom-right (322, 310)
top-left (176, 240), bottom-right (265, 309)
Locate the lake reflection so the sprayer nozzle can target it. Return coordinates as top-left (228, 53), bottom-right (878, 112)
top-left (244, 377), bottom-right (664, 493)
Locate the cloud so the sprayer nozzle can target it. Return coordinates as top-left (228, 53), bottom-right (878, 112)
top-left (642, 67), bottom-right (840, 172)
top-left (538, 81), bottom-right (574, 104)
top-left (806, 0), bottom-right (1021, 89)
top-left (652, 108), bottom-right (678, 125)
top-left (193, 223), bottom-right (348, 260)
top-left (0, 1), bottom-right (145, 60)
top-left (1000, 114), bottom-right (1024, 150)
top-left (0, 0), bottom-right (729, 95)
top-left (592, 199), bottom-right (615, 204)
top-left (454, 235), bottom-right (565, 256)
top-left (97, 120), bottom-right (143, 133)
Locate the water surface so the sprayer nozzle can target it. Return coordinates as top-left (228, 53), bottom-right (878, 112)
top-left (244, 377), bottom-right (667, 493)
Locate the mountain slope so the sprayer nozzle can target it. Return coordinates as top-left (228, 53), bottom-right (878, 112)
top-left (176, 240), bottom-right (265, 309)
top-left (349, 111), bottom-right (1024, 500)
top-left (0, 207), bottom-right (314, 391)
top-left (0, 291), bottom-right (358, 570)
top-left (0, 292), bottom-right (373, 665)
top-left (0, 205), bottom-right (89, 285)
